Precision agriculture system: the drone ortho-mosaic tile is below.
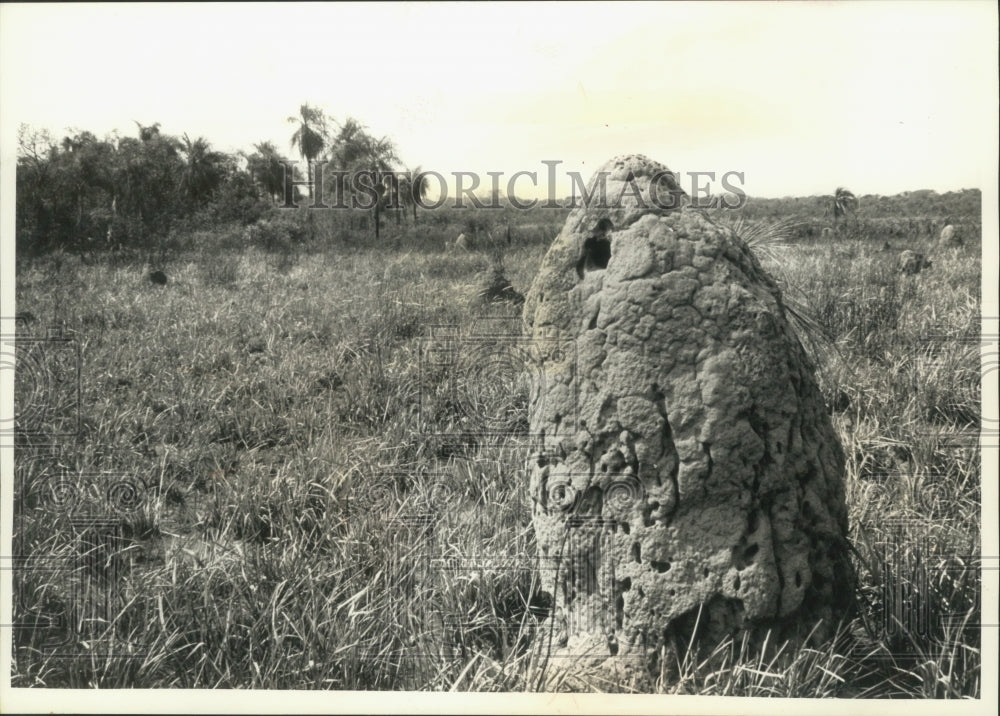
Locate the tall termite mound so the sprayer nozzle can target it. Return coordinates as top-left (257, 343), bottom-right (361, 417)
top-left (522, 155), bottom-right (852, 687)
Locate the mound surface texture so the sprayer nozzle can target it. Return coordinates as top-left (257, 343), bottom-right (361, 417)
top-left (522, 154), bottom-right (851, 686)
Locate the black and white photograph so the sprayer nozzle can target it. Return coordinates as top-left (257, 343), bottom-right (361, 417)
top-left (1, 2), bottom-right (997, 712)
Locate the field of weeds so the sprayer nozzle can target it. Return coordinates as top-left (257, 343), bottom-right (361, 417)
top-left (11, 197), bottom-right (984, 695)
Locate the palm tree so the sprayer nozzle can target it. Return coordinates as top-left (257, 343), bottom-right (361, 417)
top-left (134, 121), bottom-right (162, 142)
top-left (833, 187), bottom-right (859, 230)
top-left (403, 166), bottom-right (430, 224)
top-left (328, 118), bottom-right (369, 169)
top-left (179, 134), bottom-right (226, 205)
top-left (324, 117), bottom-right (370, 213)
top-left (247, 141), bottom-right (287, 204)
top-left (361, 134), bottom-right (400, 241)
top-left (287, 103), bottom-right (330, 198)
top-left (328, 118), bottom-right (400, 239)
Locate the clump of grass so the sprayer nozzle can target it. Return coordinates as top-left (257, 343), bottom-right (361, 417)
top-left (198, 252), bottom-right (243, 287)
top-left (802, 256), bottom-right (916, 359)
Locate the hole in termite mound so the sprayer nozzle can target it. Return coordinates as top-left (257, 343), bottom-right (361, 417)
top-left (575, 218), bottom-right (614, 278)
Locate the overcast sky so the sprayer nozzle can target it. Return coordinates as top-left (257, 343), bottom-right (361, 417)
top-left (2, 1), bottom-right (997, 198)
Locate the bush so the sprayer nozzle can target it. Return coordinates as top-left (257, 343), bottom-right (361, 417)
top-left (243, 213), bottom-right (310, 251)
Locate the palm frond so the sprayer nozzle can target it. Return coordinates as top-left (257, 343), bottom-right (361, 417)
top-left (725, 215), bottom-right (800, 265)
top-left (783, 294), bottom-right (840, 365)
top-left (713, 214), bottom-right (839, 364)
top-left (407, 166), bottom-right (429, 201)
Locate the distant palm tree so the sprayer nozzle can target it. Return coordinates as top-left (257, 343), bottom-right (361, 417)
top-left (326, 117), bottom-right (369, 210)
top-left (328, 118), bottom-right (368, 170)
top-left (247, 141), bottom-right (287, 204)
top-left (364, 134), bottom-right (400, 241)
top-left (403, 166), bottom-right (430, 224)
top-left (134, 121), bottom-right (162, 142)
top-left (833, 187), bottom-right (859, 229)
top-left (179, 134), bottom-right (226, 204)
top-left (287, 103), bottom-right (330, 197)
top-left (361, 134), bottom-right (400, 177)
top-left (328, 118), bottom-right (400, 239)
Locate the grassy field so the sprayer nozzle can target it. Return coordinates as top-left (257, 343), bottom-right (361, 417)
top-left (11, 198), bottom-right (983, 694)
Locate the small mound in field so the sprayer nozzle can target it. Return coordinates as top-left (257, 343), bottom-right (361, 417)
top-left (898, 250), bottom-right (932, 275)
top-left (939, 224), bottom-right (961, 246)
top-left (246, 337), bottom-right (267, 354)
top-left (148, 270), bottom-right (168, 285)
top-left (474, 267), bottom-right (524, 306)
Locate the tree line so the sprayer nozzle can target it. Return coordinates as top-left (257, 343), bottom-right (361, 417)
top-left (15, 103), bottom-right (430, 255)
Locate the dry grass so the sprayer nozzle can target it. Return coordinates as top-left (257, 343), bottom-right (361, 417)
top-left (11, 203), bottom-right (982, 694)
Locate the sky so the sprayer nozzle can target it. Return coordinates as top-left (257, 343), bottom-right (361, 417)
top-left (1, 1), bottom-right (997, 199)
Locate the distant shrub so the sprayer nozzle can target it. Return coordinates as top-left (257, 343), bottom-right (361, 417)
top-left (243, 213), bottom-right (310, 251)
top-left (207, 172), bottom-right (271, 226)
